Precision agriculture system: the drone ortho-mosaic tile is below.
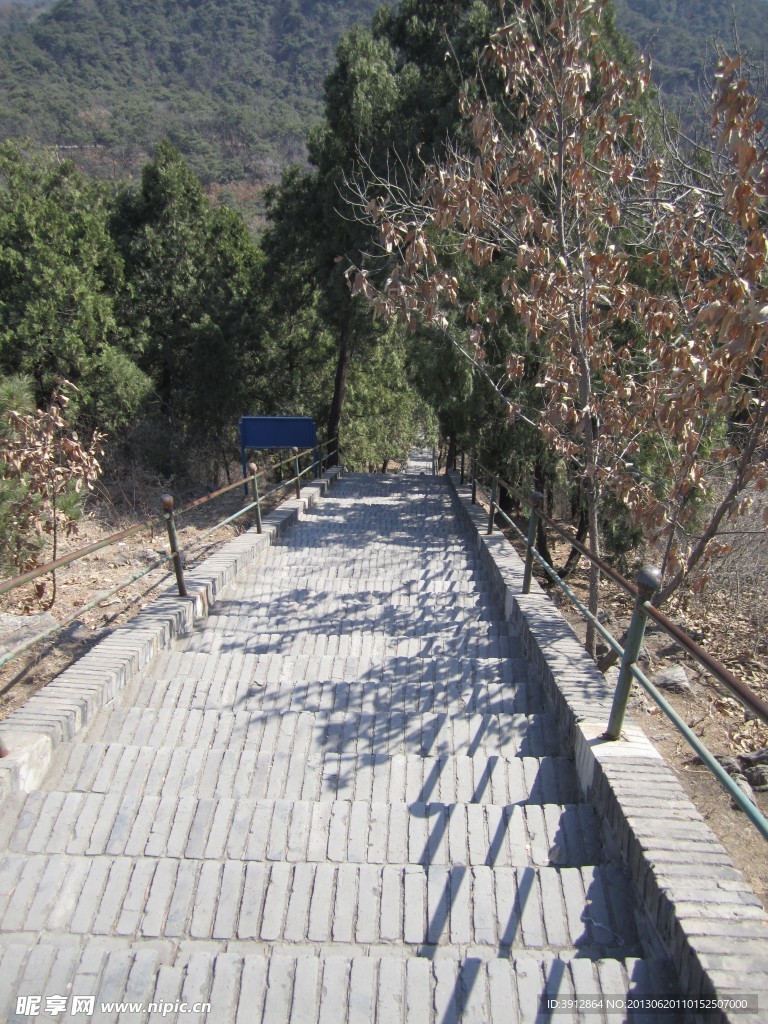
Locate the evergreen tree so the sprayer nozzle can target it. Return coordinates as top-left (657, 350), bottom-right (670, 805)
top-left (262, 1), bottom-right (499, 459)
top-left (111, 140), bottom-right (265, 477)
top-left (0, 141), bottom-right (151, 434)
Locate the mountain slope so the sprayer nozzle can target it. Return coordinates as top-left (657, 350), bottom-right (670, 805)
top-left (0, 1), bottom-right (53, 35)
top-left (614, 0), bottom-right (768, 100)
top-left (0, 0), bottom-right (380, 184)
top-left (0, 0), bottom-right (767, 192)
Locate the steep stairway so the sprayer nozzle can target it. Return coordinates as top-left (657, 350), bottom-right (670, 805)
top-left (0, 470), bottom-right (681, 1022)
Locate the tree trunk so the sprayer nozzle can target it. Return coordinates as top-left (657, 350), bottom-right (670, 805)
top-left (532, 458), bottom-right (554, 571)
top-left (326, 316), bottom-right (355, 466)
top-left (574, 334), bottom-right (600, 659)
top-left (558, 504), bottom-right (588, 581)
top-left (447, 436), bottom-right (457, 471)
top-left (221, 448), bottom-right (232, 485)
top-left (585, 479), bottom-right (600, 658)
top-left (498, 482), bottom-right (518, 517)
top-left (536, 518), bottom-right (554, 571)
top-left (597, 422), bottom-right (767, 673)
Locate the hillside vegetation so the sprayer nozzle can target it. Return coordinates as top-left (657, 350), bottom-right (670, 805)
top-left (614, 0), bottom-right (768, 100)
top-left (0, 0), bottom-right (379, 185)
top-left (2, 0), bottom-right (767, 194)
top-left (0, 0), bottom-right (53, 34)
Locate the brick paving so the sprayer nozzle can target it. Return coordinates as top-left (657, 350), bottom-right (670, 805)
top-left (0, 464), bottom-right (690, 1021)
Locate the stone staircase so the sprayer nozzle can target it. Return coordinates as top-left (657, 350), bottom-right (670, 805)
top-left (0, 470), bottom-right (682, 1022)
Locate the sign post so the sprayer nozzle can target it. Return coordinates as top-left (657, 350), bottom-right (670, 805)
top-left (239, 416), bottom-right (319, 493)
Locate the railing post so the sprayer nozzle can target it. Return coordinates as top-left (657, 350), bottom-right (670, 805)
top-left (432, 448), bottom-right (437, 475)
top-left (487, 477), bottom-right (498, 534)
top-left (460, 452), bottom-right (465, 485)
top-left (471, 455), bottom-right (478, 504)
top-left (605, 565), bottom-right (662, 740)
top-left (292, 447), bottom-right (301, 498)
top-left (161, 493), bottom-right (187, 597)
top-left (522, 491), bottom-right (544, 594)
top-left (248, 462), bottom-right (263, 535)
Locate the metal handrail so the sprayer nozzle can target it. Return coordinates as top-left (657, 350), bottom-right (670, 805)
top-left (0, 444), bottom-right (330, 597)
top-left (477, 461), bottom-right (635, 595)
top-left (465, 455), bottom-right (768, 840)
top-left (0, 438), bottom-right (339, 680)
top-left (0, 518), bottom-right (165, 597)
top-left (490, 466), bottom-right (768, 724)
top-left (0, 550), bottom-right (176, 672)
top-left (646, 603), bottom-right (768, 725)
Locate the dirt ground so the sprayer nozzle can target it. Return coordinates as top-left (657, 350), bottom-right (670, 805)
top-left (1, 470), bottom-right (766, 909)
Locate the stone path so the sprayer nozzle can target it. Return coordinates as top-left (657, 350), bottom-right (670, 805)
top-left (0, 468), bottom-right (682, 1022)
top-left (402, 448), bottom-right (434, 476)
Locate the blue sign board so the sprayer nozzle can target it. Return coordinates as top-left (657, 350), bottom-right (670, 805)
top-left (239, 416), bottom-right (319, 487)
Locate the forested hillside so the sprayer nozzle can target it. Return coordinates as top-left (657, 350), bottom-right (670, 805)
top-left (0, 0), bottom-right (379, 186)
top-left (2, 0), bottom-right (768, 198)
top-left (0, 0), bottom-right (52, 34)
top-left (614, 0), bottom-right (768, 100)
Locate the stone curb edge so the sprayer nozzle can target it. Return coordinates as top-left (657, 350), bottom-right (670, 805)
top-left (0, 468), bottom-right (343, 805)
top-left (446, 471), bottom-right (768, 1023)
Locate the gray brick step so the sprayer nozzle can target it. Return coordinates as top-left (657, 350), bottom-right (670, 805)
top-left (197, 603), bottom-right (513, 636)
top-left (0, 854), bottom-right (640, 955)
top-left (1, 469), bottom-right (695, 1023)
top-left (135, 653), bottom-right (546, 717)
top-left (249, 565), bottom-right (496, 584)
top-left (172, 629), bottom-right (516, 660)
top-left (0, 944), bottom-right (688, 1024)
top-left (178, 630), bottom-right (517, 661)
top-left (256, 577), bottom-right (495, 595)
top-left (212, 601), bottom-right (508, 628)
top-left (230, 576), bottom-right (498, 596)
top-left (3, 791), bottom-right (603, 867)
top-left (76, 708), bottom-right (561, 759)
top-left (46, 741), bottom-right (581, 805)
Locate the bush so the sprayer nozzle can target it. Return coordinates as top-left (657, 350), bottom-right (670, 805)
top-left (0, 380), bottom-right (103, 605)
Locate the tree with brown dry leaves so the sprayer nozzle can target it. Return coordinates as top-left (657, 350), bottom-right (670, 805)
top-left (2, 384), bottom-right (104, 607)
top-left (347, 0), bottom-right (768, 656)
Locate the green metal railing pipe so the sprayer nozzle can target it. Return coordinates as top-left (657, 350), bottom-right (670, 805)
top-left (161, 494), bottom-right (187, 597)
top-left (0, 442), bottom-right (341, 678)
top-left (0, 549), bottom-right (176, 672)
top-left (492, 498), bottom-right (624, 659)
top-left (606, 566), bottom-right (661, 740)
top-left (248, 462), bottom-right (263, 534)
top-left (471, 459), bottom-right (768, 726)
top-left (628, 661), bottom-right (768, 840)
top-left (0, 518), bottom-right (164, 597)
top-left (292, 448), bottom-right (301, 498)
